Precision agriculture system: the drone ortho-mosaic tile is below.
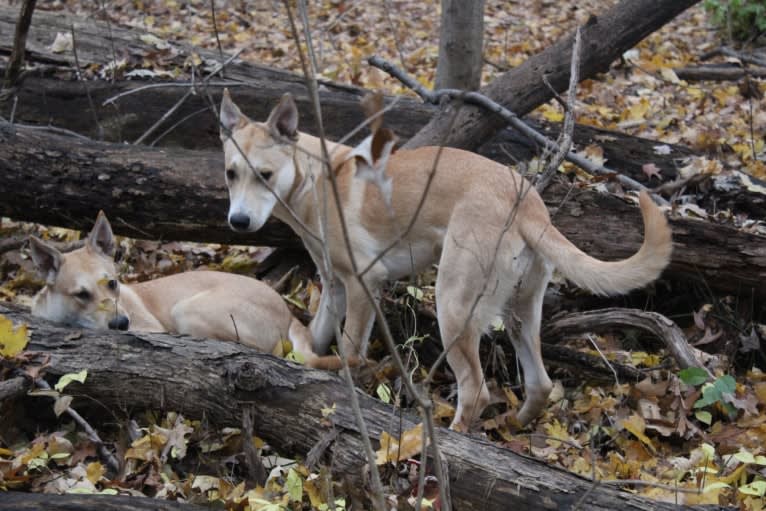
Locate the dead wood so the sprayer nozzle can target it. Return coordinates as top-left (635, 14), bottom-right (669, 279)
top-left (0, 492), bottom-right (217, 511)
top-left (674, 65), bottom-right (766, 81)
top-left (0, 302), bottom-right (727, 511)
top-left (0, 376), bottom-right (29, 401)
top-left (542, 308), bottom-right (712, 375)
top-left (1, 126), bottom-right (765, 296)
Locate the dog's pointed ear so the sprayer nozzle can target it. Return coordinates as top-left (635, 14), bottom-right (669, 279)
top-left (220, 88), bottom-right (245, 138)
top-left (266, 93), bottom-right (299, 141)
top-left (29, 236), bottom-right (63, 284)
top-left (346, 127), bottom-right (397, 209)
top-left (87, 211), bottom-right (116, 257)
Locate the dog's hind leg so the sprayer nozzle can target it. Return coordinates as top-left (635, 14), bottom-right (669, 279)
top-left (505, 254), bottom-right (553, 427)
top-left (436, 228), bottom-right (507, 431)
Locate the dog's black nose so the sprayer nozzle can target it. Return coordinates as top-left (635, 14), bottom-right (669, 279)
top-left (229, 213), bottom-right (251, 231)
top-left (108, 315), bottom-right (130, 331)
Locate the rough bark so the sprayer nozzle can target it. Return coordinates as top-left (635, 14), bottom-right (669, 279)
top-left (1, 126), bottom-right (764, 295)
top-left (0, 302), bottom-right (727, 511)
top-left (435, 0), bottom-right (485, 91)
top-left (0, 492), bottom-right (215, 511)
top-left (405, 0), bottom-right (701, 150)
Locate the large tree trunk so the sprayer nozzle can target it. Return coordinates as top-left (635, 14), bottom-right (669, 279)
top-left (405, 0), bottom-right (701, 150)
top-left (0, 302), bottom-right (724, 511)
top-left (1, 126), bottom-right (764, 296)
top-left (435, 0), bottom-right (485, 91)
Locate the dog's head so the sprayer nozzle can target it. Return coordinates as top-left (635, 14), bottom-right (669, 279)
top-left (30, 212), bottom-right (130, 331)
top-left (219, 89), bottom-right (300, 232)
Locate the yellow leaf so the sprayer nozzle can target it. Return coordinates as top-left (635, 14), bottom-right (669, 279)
top-left (376, 423), bottom-right (424, 465)
top-left (539, 103), bottom-right (564, 122)
top-left (86, 461), bottom-right (105, 484)
top-left (544, 419), bottom-right (570, 448)
top-left (54, 370), bottom-right (88, 392)
top-left (0, 314), bottom-right (29, 358)
top-left (620, 414), bottom-right (655, 453)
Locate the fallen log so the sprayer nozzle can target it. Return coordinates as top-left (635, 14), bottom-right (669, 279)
top-left (0, 302), bottom-right (728, 511)
top-left (1, 126), bottom-right (764, 295)
top-left (0, 492), bottom-right (216, 511)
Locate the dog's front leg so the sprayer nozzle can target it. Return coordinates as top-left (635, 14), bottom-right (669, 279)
top-left (339, 278), bottom-right (377, 357)
top-left (310, 275), bottom-right (347, 355)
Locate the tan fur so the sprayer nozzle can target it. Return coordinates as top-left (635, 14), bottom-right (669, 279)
top-left (29, 212), bottom-right (350, 371)
top-left (219, 91), bottom-right (673, 429)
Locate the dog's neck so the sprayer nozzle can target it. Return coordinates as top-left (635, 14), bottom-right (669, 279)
top-left (272, 132), bottom-right (351, 233)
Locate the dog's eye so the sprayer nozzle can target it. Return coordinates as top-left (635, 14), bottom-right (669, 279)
top-left (259, 170), bottom-right (273, 181)
top-left (226, 168), bottom-right (236, 181)
top-left (74, 289), bottom-right (92, 301)
top-left (107, 279), bottom-right (118, 291)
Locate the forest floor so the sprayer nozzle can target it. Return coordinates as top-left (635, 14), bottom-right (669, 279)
top-left (2, 0), bottom-right (766, 509)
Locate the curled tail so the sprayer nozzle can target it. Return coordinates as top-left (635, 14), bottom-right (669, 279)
top-left (522, 191), bottom-right (672, 296)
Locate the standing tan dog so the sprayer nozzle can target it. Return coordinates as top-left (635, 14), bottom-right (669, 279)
top-left (29, 212), bottom-right (346, 370)
top-left (219, 90), bottom-right (672, 429)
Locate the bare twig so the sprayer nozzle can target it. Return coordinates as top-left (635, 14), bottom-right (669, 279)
top-left (368, 55), bottom-right (667, 204)
top-left (287, 2), bottom-right (386, 508)
top-left (70, 25), bottom-right (104, 140)
top-left (536, 28), bottom-right (581, 192)
top-left (209, 0), bottom-right (226, 79)
top-left (32, 377), bottom-right (120, 473)
top-left (0, 116), bottom-right (93, 141)
top-left (134, 89), bottom-right (193, 145)
top-left (103, 49), bottom-right (243, 107)
top-left (131, 49), bottom-right (243, 145)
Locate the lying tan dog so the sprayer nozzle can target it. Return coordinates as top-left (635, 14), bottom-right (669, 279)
top-left (218, 90), bottom-right (673, 429)
top-left (29, 212), bottom-right (346, 370)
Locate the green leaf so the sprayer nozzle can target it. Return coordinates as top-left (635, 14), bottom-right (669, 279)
top-left (734, 450), bottom-right (756, 464)
top-left (406, 286), bottom-right (424, 301)
top-left (376, 383), bottom-right (392, 404)
top-left (739, 480), bottom-right (766, 497)
top-left (715, 375), bottom-right (736, 394)
top-left (54, 370), bottom-right (88, 392)
top-left (679, 367), bottom-right (708, 386)
top-left (695, 410), bottom-right (712, 425)
top-left (286, 468), bottom-right (303, 503)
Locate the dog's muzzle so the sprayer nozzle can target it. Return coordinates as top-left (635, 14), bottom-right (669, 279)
top-left (229, 213), bottom-right (251, 231)
top-left (108, 315), bottom-right (130, 331)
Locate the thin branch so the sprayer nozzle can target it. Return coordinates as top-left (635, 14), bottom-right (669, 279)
top-left (209, 0), bottom-right (226, 79)
top-left (32, 377), bottom-right (120, 473)
top-left (287, 3), bottom-right (386, 508)
top-left (133, 89), bottom-right (193, 145)
top-left (70, 25), bottom-right (104, 140)
top-left (535, 27), bottom-right (580, 192)
top-left (368, 56), bottom-right (668, 205)
top-left (102, 49), bottom-right (243, 106)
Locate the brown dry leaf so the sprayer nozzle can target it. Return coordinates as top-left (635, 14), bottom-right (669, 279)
top-left (376, 423), bottom-right (424, 465)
